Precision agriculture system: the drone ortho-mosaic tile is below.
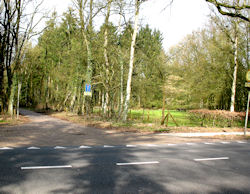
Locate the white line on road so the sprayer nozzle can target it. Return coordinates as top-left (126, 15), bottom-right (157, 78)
top-left (27, 147), bottom-right (40, 150)
top-left (126, 145), bottom-right (137, 147)
top-left (204, 142), bottom-right (215, 145)
top-left (221, 142), bottom-right (230, 144)
top-left (116, 161), bottom-right (159, 166)
top-left (186, 143), bottom-right (196, 145)
top-left (104, 145), bottom-right (115, 148)
top-left (54, 146), bottom-right (66, 149)
top-left (0, 147), bottom-right (13, 150)
top-left (237, 141), bottom-right (247, 144)
top-left (194, 157), bottom-right (229, 161)
top-left (167, 144), bottom-right (176, 146)
top-left (21, 165), bottom-right (72, 170)
top-left (146, 144), bottom-right (158, 147)
top-left (79, 145), bottom-right (91, 149)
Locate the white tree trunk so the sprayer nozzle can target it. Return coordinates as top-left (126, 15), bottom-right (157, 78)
top-left (17, 81), bottom-right (22, 119)
top-left (8, 74), bottom-right (17, 117)
top-left (103, 92), bottom-right (109, 115)
top-left (103, 0), bottom-right (112, 116)
top-left (118, 12), bottom-right (124, 116)
top-left (230, 21), bottom-right (238, 112)
top-left (70, 86), bottom-right (77, 111)
top-left (122, 0), bottom-right (140, 121)
top-left (101, 90), bottom-right (105, 111)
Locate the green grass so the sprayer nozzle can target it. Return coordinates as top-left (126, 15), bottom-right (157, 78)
top-left (73, 107), bottom-right (246, 128)
top-left (127, 109), bottom-right (245, 128)
top-left (127, 109), bottom-right (199, 127)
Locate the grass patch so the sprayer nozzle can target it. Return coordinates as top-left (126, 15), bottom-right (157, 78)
top-left (30, 107), bottom-right (247, 134)
top-left (126, 109), bottom-right (203, 127)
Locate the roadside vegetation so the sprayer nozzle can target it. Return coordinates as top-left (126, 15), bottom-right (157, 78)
top-left (0, 0), bottom-right (249, 135)
top-left (33, 107), bottom-right (247, 134)
top-left (0, 115), bottom-right (29, 126)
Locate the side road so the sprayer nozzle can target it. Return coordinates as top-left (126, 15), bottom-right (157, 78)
top-left (0, 109), bottom-right (248, 147)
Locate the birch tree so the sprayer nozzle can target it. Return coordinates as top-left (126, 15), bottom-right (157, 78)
top-left (122, 0), bottom-right (141, 121)
top-left (102, 0), bottom-right (112, 115)
top-left (75, 0), bottom-right (94, 114)
top-left (230, 18), bottom-right (239, 112)
top-left (210, 0), bottom-right (242, 112)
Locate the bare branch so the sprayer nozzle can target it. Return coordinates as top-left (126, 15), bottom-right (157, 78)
top-left (206, 0), bottom-right (250, 22)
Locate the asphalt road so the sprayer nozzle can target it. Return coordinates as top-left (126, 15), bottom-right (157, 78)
top-left (0, 142), bottom-right (250, 194)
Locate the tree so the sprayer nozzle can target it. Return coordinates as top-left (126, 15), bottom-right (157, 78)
top-left (122, 0), bottom-right (141, 121)
top-left (206, 0), bottom-right (250, 22)
top-left (0, 0), bottom-right (43, 115)
top-left (165, 15), bottom-right (248, 111)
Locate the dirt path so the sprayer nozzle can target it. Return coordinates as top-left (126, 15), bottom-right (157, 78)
top-left (0, 109), bottom-right (221, 147)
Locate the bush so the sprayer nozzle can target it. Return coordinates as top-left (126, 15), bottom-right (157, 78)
top-left (189, 109), bottom-right (245, 127)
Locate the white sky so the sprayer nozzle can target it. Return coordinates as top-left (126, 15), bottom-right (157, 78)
top-left (40, 0), bottom-right (211, 51)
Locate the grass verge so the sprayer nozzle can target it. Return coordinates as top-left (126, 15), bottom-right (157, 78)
top-left (40, 109), bottom-right (246, 134)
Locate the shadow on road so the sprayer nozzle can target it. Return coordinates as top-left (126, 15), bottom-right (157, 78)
top-left (0, 148), bottom-right (168, 193)
top-left (0, 109), bottom-right (211, 147)
top-left (1, 109), bottom-right (250, 193)
top-left (1, 144), bottom-right (250, 193)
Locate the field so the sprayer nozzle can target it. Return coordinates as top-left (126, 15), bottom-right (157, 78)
top-left (127, 109), bottom-right (197, 127)
top-left (125, 109), bottom-right (246, 129)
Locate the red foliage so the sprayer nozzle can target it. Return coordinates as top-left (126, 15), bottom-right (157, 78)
top-left (189, 109), bottom-right (245, 121)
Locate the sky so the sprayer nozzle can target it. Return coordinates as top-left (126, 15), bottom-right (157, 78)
top-left (40, 0), bottom-right (211, 51)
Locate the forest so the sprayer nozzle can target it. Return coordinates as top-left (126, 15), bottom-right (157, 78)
top-left (0, 0), bottom-right (249, 124)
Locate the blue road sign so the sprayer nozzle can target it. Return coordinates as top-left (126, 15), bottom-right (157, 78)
top-left (85, 84), bottom-right (91, 92)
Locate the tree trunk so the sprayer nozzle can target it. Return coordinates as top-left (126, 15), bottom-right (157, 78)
top-left (101, 90), bottom-right (105, 112)
top-left (70, 86), bottom-right (77, 111)
top-left (117, 9), bottom-right (124, 117)
top-left (162, 90), bottom-right (166, 122)
top-left (122, 0), bottom-right (140, 121)
top-left (17, 80), bottom-right (22, 119)
top-left (0, 61), bottom-right (4, 111)
top-left (103, 92), bottom-right (109, 115)
top-left (230, 20), bottom-right (238, 112)
top-left (8, 74), bottom-right (17, 117)
top-left (103, 0), bottom-right (112, 117)
top-left (78, 0), bottom-right (94, 115)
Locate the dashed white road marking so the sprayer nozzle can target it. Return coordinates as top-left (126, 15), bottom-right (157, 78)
top-left (54, 146), bottom-right (66, 149)
top-left (27, 147), bottom-right (40, 150)
top-left (204, 142), bottom-right (215, 145)
top-left (79, 145), bottom-right (91, 149)
top-left (146, 144), bottom-right (158, 147)
top-left (194, 157), bottom-right (229, 161)
top-left (116, 161), bottom-right (159, 166)
top-left (104, 145), bottom-right (115, 148)
top-left (21, 165), bottom-right (72, 170)
top-left (186, 143), bottom-right (196, 145)
top-left (237, 141), bottom-right (247, 144)
top-left (221, 142), bottom-right (230, 144)
top-left (126, 145), bottom-right (137, 147)
top-left (0, 147), bottom-right (13, 150)
top-left (167, 144), bottom-right (176, 146)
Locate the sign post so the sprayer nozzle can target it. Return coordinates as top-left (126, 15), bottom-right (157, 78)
top-left (244, 71), bottom-right (250, 136)
top-left (244, 91), bottom-right (250, 136)
top-left (84, 84), bottom-right (92, 96)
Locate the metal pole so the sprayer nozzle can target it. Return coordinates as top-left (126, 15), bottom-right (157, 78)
top-left (244, 91), bottom-right (250, 136)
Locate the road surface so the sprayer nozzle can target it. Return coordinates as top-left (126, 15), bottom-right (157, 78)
top-left (0, 141), bottom-right (250, 193)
